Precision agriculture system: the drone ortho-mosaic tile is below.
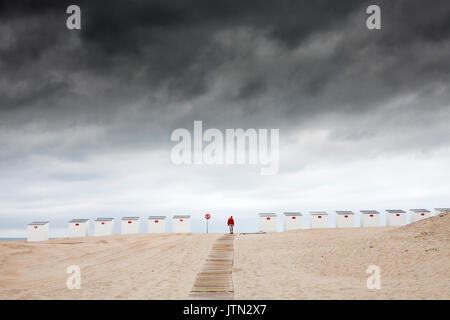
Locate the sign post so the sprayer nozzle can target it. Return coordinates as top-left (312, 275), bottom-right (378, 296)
top-left (205, 213), bottom-right (211, 233)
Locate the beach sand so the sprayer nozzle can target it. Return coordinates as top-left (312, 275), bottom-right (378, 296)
top-left (233, 212), bottom-right (450, 299)
top-left (0, 233), bottom-right (217, 299)
top-left (0, 213), bottom-right (448, 299)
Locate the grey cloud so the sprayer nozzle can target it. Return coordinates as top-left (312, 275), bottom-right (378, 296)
top-left (0, 1), bottom-right (449, 235)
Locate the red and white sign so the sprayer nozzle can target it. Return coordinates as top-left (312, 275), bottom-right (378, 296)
top-left (205, 213), bottom-right (211, 220)
top-left (292, 217), bottom-right (296, 220)
top-left (266, 217), bottom-right (270, 220)
top-left (318, 216), bottom-right (322, 219)
top-left (155, 220), bottom-right (159, 223)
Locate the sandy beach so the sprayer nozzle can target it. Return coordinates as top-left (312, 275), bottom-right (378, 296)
top-left (0, 213), bottom-right (449, 299)
top-left (234, 212), bottom-right (450, 299)
top-left (0, 233), bottom-right (217, 299)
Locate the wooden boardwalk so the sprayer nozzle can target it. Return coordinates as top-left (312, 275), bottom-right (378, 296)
top-left (188, 234), bottom-right (235, 300)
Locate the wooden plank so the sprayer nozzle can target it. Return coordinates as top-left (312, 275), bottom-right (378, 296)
top-left (188, 292), bottom-right (234, 300)
top-left (188, 234), bottom-right (235, 300)
top-left (191, 288), bottom-right (233, 292)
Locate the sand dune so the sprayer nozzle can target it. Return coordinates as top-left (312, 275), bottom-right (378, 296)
top-left (0, 213), bottom-right (448, 299)
top-left (233, 212), bottom-right (450, 299)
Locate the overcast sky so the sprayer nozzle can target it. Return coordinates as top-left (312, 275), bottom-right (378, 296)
top-left (0, 0), bottom-right (449, 236)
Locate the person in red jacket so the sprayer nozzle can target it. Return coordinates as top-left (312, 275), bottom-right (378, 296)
top-left (227, 216), bottom-right (234, 234)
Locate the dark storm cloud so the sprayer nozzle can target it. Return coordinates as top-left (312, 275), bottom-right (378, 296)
top-left (1, 0), bottom-right (449, 113)
top-left (0, 0), bottom-right (449, 156)
top-left (1, 1), bottom-right (450, 236)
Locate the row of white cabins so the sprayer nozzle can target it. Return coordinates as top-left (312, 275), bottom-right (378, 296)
top-left (27, 215), bottom-right (190, 242)
top-left (27, 209), bottom-right (449, 241)
top-left (259, 208), bottom-right (447, 232)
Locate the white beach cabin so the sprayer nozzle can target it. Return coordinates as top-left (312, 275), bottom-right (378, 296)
top-left (310, 211), bottom-right (328, 228)
top-left (259, 213), bottom-right (277, 232)
top-left (410, 209), bottom-right (431, 223)
top-left (435, 208), bottom-right (450, 215)
top-left (121, 217), bottom-right (140, 234)
top-left (27, 221), bottom-right (49, 242)
top-left (69, 219), bottom-right (90, 238)
top-left (283, 212), bottom-right (302, 231)
top-left (386, 210), bottom-right (406, 226)
top-left (172, 215), bottom-right (191, 233)
top-left (335, 211), bottom-right (355, 228)
top-left (94, 218), bottom-right (114, 236)
top-left (148, 216), bottom-right (166, 234)
top-left (360, 210), bottom-right (380, 227)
